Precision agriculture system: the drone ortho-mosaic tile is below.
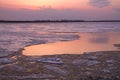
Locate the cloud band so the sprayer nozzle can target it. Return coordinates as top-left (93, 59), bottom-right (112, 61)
top-left (89, 0), bottom-right (110, 8)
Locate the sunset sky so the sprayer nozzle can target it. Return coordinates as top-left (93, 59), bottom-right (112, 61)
top-left (0, 0), bottom-right (120, 20)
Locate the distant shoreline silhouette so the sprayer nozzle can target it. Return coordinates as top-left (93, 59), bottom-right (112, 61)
top-left (0, 20), bottom-right (120, 23)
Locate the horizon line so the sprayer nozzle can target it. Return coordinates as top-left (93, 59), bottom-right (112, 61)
top-left (0, 20), bottom-right (120, 23)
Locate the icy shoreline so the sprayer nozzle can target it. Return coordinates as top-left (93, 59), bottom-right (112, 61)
top-left (0, 49), bottom-right (120, 80)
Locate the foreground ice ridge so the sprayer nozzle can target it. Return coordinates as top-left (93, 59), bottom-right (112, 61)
top-left (0, 50), bottom-right (120, 80)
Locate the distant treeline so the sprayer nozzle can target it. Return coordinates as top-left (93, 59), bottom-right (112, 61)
top-left (0, 20), bottom-right (120, 23)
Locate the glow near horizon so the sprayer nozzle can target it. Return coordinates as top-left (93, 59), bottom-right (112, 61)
top-left (0, 0), bottom-right (120, 20)
top-left (0, 0), bottom-right (89, 9)
top-left (0, 0), bottom-right (119, 11)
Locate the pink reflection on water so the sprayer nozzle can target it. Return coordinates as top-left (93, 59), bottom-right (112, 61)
top-left (23, 32), bottom-right (120, 56)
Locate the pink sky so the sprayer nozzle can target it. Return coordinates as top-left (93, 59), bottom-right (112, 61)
top-left (0, 0), bottom-right (120, 20)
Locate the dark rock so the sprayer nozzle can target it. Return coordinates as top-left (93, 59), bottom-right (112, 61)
top-left (88, 56), bottom-right (98, 60)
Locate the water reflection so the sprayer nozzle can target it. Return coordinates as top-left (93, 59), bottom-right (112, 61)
top-left (23, 32), bottom-right (120, 56)
top-left (89, 33), bottom-right (109, 43)
top-left (90, 37), bottom-right (108, 43)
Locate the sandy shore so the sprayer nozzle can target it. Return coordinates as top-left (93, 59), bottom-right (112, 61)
top-left (0, 49), bottom-right (120, 80)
